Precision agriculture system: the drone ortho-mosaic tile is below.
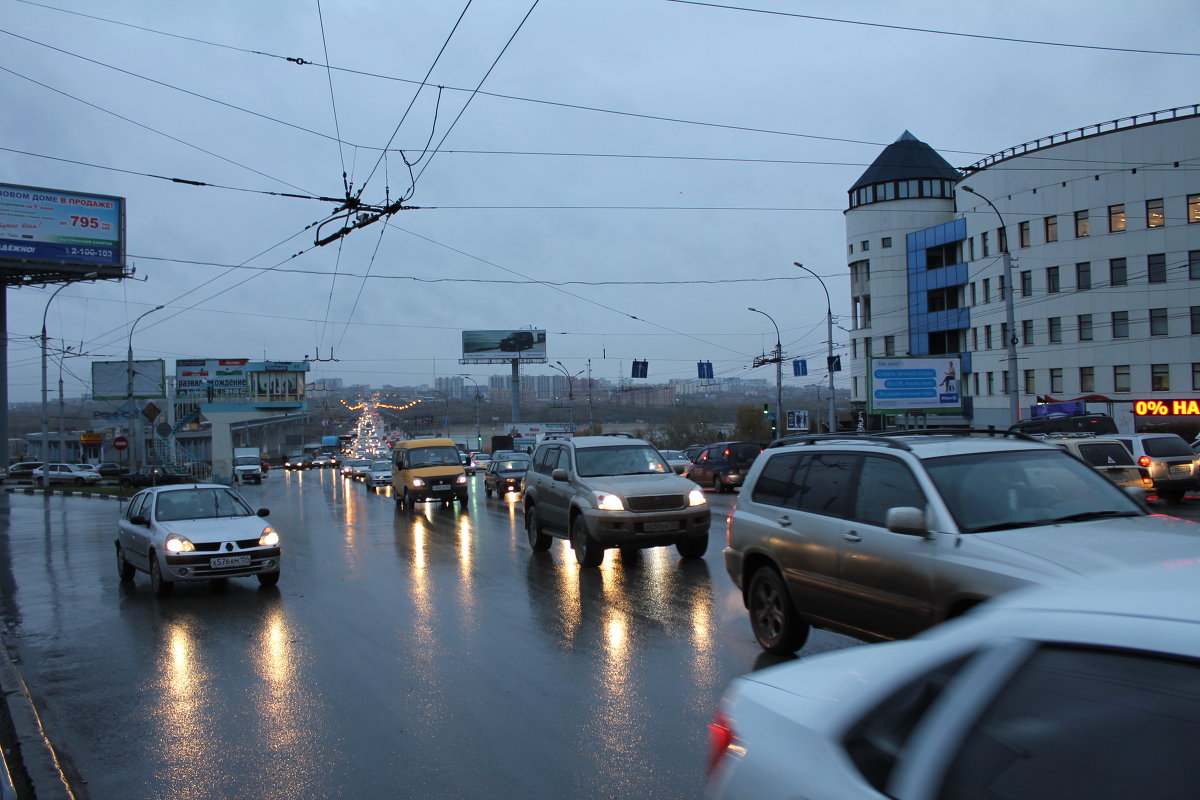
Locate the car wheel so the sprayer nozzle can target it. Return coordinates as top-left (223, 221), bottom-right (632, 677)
top-left (73, 477), bottom-right (84, 486)
top-left (115, 543), bottom-right (136, 581)
top-left (394, 490), bottom-right (404, 508)
top-left (712, 476), bottom-right (724, 494)
top-left (150, 557), bottom-right (174, 597)
top-left (485, 486), bottom-right (492, 497)
top-left (747, 566), bottom-right (807, 654)
top-left (676, 535), bottom-right (708, 559)
top-left (1162, 490), bottom-right (1186, 504)
top-left (525, 507), bottom-right (551, 552)
top-left (571, 515), bottom-right (604, 568)
top-left (403, 490), bottom-right (415, 510)
top-left (257, 571), bottom-right (280, 588)
top-left (119, 479), bottom-right (131, 489)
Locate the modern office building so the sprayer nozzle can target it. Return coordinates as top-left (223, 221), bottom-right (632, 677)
top-left (845, 104), bottom-right (1200, 429)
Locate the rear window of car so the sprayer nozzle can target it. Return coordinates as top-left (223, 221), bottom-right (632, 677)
top-left (1075, 442), bottom-right (1135, 466)
top-left (1142, 436), bottom-right (1194, 457)
top-left (729, 444), bottom-right (763, 463)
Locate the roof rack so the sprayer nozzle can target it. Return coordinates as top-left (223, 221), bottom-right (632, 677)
top-left (768, 428), bottom-right (1040, 452)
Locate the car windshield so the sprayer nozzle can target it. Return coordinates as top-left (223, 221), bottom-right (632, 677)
top-left (496, 457), bottom-right (530, 471)
top-left (923, 449), bottom-right (1144, 533)
top-left (409, 446), bottom-right (461, 468)
top-left (155, 488), bottom-right (253, 521)
top-left (575, 445), bottom-right (670, 477)
top-left (371, 461), bottom-right (391, 471)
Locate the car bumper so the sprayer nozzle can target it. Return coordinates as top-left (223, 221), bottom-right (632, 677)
top-left (401, 486), bottom-right (469, 502)
top-left (163, 548), bottom-right (281, 581)
top-left (723, 547), bottom-right (745, 592)
top-left (580, 507), bottom-right (710, 546)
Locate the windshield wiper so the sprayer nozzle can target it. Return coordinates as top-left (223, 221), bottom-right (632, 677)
top-left (1044, 510), bottom-right (1142, 524)
top-left (968, 520), bottom-right (1048, 533)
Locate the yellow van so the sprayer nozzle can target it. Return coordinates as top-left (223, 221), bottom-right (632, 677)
top-left (392, 438), bottom-right (469, 509)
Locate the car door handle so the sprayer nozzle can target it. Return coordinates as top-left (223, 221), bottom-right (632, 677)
top-left (776, 515), bottom-right (792, 527)
top-left (843, 531), bottom-right (862, 542)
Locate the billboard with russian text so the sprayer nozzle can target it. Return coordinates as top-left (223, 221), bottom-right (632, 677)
top-left (0, 183), bottom-right (126, 272)
top-left (867, 357), bottom-right (962, 414)
top-left (175, 358), bottom-right (249, 397)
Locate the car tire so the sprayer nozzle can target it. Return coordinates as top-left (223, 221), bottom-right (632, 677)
top-left (115, 543), bottom-right (136, 581)
top-left (485, 486), bottom-right (493, 497)
top-left (571, 515), bottom-right (604, 568)
top-left (675, 535), bottom-right (708, 559)
top-left (73, 477), bottom-right (84, 486)
top-left (150, 557), bottom-right (174, 598)
top-left (403, 490), bottom-right (415, 510)
top-left (525, 507), bottom-right (552, 552)
top-left (257, 571), bottom-right (280, 588)
top-left (747, 566), bottom-right (808, 654)
top-left (1162, 490), bottom-right (1186, 504)
top-left (394, 490), bottom-right (404, 508)
top-left (712, 476), bottom-right (724, 494)
top-left (119, 479), bottom-right (131, 489)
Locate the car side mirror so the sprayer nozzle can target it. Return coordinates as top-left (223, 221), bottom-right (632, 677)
top-left (257, 508), bottom-right (270, 517)
top-left (886, 506), bottom-right (928, 536)
top-left (551, 468), bottom-right (570, 482)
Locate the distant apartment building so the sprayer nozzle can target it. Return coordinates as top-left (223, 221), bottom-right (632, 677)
top-left (845, 105), bottom-right (1200, 428)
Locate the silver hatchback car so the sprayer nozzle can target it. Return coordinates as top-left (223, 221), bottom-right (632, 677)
top-left (724, 431), bottom-right (1200, 652)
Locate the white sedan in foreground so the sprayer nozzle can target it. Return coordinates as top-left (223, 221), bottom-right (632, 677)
top-left (707, 562), bottom-right (1200, 799)
top-left (116, 483), bottom-right (281, 596)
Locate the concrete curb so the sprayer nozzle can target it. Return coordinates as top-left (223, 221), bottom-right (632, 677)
top-left (0, 634), bottom-right (74, 799)
top-left (0, 487), bottom-right (123, 501)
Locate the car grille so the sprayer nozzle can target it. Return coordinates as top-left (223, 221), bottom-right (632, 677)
top-left (626, 494), bottom-right (686, 512)
top-left (190, 538), bottom-right (264, 551)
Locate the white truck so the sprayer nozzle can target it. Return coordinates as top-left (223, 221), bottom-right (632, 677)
top-left (232, 447), bottom-right (263, 484)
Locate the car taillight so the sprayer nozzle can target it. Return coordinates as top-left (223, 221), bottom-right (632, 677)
top-left (707, 707), bottom-right (735, 776)
top-left (1138, 456), bottom-right (1151, 467)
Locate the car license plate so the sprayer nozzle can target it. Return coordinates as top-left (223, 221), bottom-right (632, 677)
top-left (433, 484), bottom-right (450, 491)
top-left (1169, 465), bottom-right (1191, 477)
top-left (643, 521), bottom-right (680, 533)
top-left (211, 555), bottom-right (251, 568)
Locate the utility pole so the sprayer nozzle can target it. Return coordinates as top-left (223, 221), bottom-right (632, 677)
top-left (749, 307), bottom-right (784, 439)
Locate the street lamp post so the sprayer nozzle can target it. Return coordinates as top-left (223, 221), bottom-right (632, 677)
top-left (40, 283), bottom-right (74, 487)
top-left (747, 308), bottom-right (783, 439)
top-left (460, 375), bottom-right (482, 451)
top-left (962, 186), bottom-right (1020, 427)
top-left (549, 361), bottom-right (584, 429)
top-left (126, 305), bottom-right (165, 473)
top-left (793, 263), bottom-right (836, 434)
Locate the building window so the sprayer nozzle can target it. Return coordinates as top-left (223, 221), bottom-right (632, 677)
top-left (1150, 308), bottom-right (1168, 336)
top-left (851, 339), bottom-right (857, 359)
top-left (1050, 368), bottom-right (1063, 394)
top-left (1000, 322), bottom-right (1009, 349)
top-left (968, 237), bottom-right (975, 261)
top-left (1078, 314), bottom-right (1093, 341)
top-left (1151, 364), bottom-right (1170, 391)
top-left (863, 337), bottom-right (872, 357)
top-left (982, 278), bottom-right (990, 303)
top-left (861, 240), bottom-right (869, 252)
top-left (1110, 257), bottom-right (1127, 286)
top-left (981, 231), bottom-right (990, 257)
top-left (997, 226), bottom-right (1008, 253)
top-left (1147, 253), bottom-right (1167, 283)
top-left (1074, 209), bottom-right (1089, 238)
top-left (1192, 306), bottom-right (1200, 335)
top-left (1020, 270), bottom-right (1032, 297)
top-left (971, 328), bottom-right (978, 350)
top-left (1044, 215), bottom-right (1058, 242)
top-left (1114, 365), bottom-right (1131, 393)
top-left (848, 243), bottom-right (854, 255)
top-left (997, 275), bottom-right (1005, 302)
top-left (1047, 266), bottom-right (1060, 293)
top-left (986, 372), bottom-right (994, 395)
top-left (1191, 251), bottom-right (1200, 280)
top-left (1194, 363), bottom-right (1200, 391)
top-left (972, 373), bottom-right (980, 395)
top-left (1002, 371), bottom-right (1011, 396)
top-left (969, 283), bottom-right (977, 306)
top-left (1108, 204), bottom-right (1125, 232)
top-left (984, 325), bottom-right (993, 349)
top-left (1080, 366), bottom-right (1095, 393)
top-left (881, 237), bottom-right (892, 248)
top-left (1147, 198), bottom-right (1164, 228)
top-left (1018, 220), bottom-right (1030, 248)
top-left (1022, 319), bottom-right (1034, 346)
top-left (1189, 195), bottom-right (1200, 224)
top-left (1076, 262), bottom-right (1091, 290)
top-left (1024, 370), bottom-right (1035, 395)
top-left (1112, 311), bottom-right (1129, 338)
top-left (884, 335), bottom-right (895, 357)
top-left (1048, 317), bottom-right (1062, 343)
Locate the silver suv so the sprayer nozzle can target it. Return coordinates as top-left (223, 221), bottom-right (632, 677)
top-left (523, 436), bottom-right (710, 566)
top-left (724, 431), bottom-right (1200, 653)
top-left (1110, 433), bottom-right (1199, 504)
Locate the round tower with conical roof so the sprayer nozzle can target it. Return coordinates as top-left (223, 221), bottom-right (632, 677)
top-left (844, 132), bottom-right (961, 419)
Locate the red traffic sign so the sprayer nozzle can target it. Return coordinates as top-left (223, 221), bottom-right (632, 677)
top-left (112, 436), bottom-right (129, 451)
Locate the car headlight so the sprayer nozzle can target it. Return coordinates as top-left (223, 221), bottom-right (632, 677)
top-left (165, 535), bottom-right (195, 553)
top-left (688, 489), bottom-right (707, 507)
top-left (456, 474), bottom-right (468, 485)
top-left (259, 527), bottom-right (279, 547)
top-left (595, 492), bottom-right (625, 511)
top-left (411, 477), bottom-right (425, 487)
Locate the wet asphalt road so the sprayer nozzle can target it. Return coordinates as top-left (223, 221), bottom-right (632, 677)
top-left (0, 471), bottom-right (861, 799)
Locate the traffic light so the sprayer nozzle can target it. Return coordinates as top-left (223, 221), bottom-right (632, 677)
top-left (763, 403), bottom-right (769, 416)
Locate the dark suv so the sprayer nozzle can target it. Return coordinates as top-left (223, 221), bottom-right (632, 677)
top-left (687, 441), bottom-right (762, 493)
top-left (523, 436), bottom-right (710, 566)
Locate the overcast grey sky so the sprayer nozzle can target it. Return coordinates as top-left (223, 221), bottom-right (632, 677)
top-left (3, 0), bottom-right (1197, 403)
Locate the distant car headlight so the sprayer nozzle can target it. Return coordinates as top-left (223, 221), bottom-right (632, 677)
top-left (259, 527), bottom-right (279, 547)
top-left (595, 492), bottom-right (625, 511)
top-left (688, 489), bottom-right (707, 507)
top-left (456, 474), bottom-right (468, 485)
top-left (165, 535), bottom-right (195, 553)
top-left (411, 477), bottom-right (426, 487)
